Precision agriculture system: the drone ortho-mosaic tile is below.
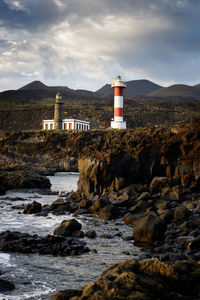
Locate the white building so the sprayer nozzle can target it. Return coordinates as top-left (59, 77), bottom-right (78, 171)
top-left (43, 92), bottom-right (90, 131)
top-left (43, 119), bottom-right (90, 131)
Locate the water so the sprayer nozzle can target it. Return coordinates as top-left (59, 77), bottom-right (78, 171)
top-left (0, 172), bottom-right (142, 300)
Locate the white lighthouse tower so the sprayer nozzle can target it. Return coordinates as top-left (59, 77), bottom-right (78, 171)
top-left (111, 75), bottom-right (126, 129)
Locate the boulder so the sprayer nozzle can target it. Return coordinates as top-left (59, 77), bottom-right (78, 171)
top-left (136, 192), bottom-right (151, 201)
top-left (90, 197), bottom-right (109, 213)
top-left (54, 219), bottom-right (83, 237)
top-left (123, 213), bottom-right (138, 225)
top-left (23, 201), bottom-right (42, 214)
top-left (190, 236), bottom-right (200, 250)
top-left (0, 278), bottom-right (15, 292)
top-left (85, 230), bottom-right (97, 239)
top-left (133, 214), bottom-right (166, 243)
top-left (149, 177), bottom-right (170, 194)
top-left (22, 173), bottom-right (51, 189)
top-left (50, 198), bottom-right (71, 211)
top-left (109, 196), bottom-right (128, 207)
top-left (53, 289), bottom-right (82, 300)
top-left (79, 199), bottom-right (92, 209)
top-left (174, 206), bottom-right (190, 222)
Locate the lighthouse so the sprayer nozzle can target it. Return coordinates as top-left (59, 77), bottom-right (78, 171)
top-left (54, 91), bottom-right (63, 130)
top-left (111, 75), bottom-right (126, 129)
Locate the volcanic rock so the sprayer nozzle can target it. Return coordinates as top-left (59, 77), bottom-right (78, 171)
top-left (85, 230), bottom-right (97, 239)
top-left (0, 278), bottom-right (15, 292)
top-left (149, 177), bottom-right (170, 194)
top-left (133, 214), bottom-right (167, 243)
top-left (23, 201), bottom-right (42, 214)
top-left (54, 219), bottom-right (83, 238)
top-left (65, 258), bottom-right (200, 300)
top-left (53, 289), bottom-right (82, 300)
top-left (0, 230), bottom-right (88, 256)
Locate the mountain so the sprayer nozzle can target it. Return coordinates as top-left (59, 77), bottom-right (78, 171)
top-left (18, 81), bottom-right (50, 91)
top-left (0, 81), bottom-right (95, 103)
top-left (2, 79), bottom-right (200, 105)
top-left (96, 84), bottom-right (112, 96)
top-left (96, 79), bottom-right (163, 97)
top-left (149, 84), bottom-right (200, 98)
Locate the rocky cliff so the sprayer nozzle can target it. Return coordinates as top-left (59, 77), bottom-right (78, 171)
top-left (77, 119), bottom-right (200, 198)
top-left (1, 119), bottom-right (200, 194)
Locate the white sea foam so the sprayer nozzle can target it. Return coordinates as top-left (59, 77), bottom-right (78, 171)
top-left (0, 253), bottom-right (13, 267)
top-left (0, 285), bottom-right (55, 300)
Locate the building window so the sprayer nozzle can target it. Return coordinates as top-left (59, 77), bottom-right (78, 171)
top-left (50, 124), bottom-right (53, 130)
top-left (64, 123), bottom-right (67, 130)
top-left (69, 123), bottom-right (72, 130)
top-left (45, 124), bottom-right (48, 130)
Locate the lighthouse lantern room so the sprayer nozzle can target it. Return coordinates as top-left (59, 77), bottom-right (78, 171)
top-left (111, 75), bottom-right (127, 129)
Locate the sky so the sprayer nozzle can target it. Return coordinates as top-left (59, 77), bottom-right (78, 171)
top-left (0, 0), bottom-right (200, 92)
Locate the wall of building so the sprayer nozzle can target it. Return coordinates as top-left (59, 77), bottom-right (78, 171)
top-left (43, 119), bottom-right (90, 130)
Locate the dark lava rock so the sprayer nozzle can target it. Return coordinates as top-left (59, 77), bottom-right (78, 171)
top-left (100, 234), bottom-right (113, 239)
top-left (50, 198), bottom-right (71, 212)
top-left (73, 208), bottom-right (89, 216)
top-left (79, 199), bottom-right (92, 209)
top-left (54, 219), bottom-right (83, 237)
top-left (63, 258), bottom-right (200, 300)
top-left (149, 176), bottom-right (170, 194)
top-left (0, 230), bottom-right (88, 256)
top-left (53, 289), bottom-right (82, 300)
top-left (85, 230), bottom-right (97, 239)
top-left (133, 214), bottom-right (167, 243)
top-left (90, 197), bottom-right (110, 213)
top-left (22, 174), bottom-right (51, 189)
top-left (0, 278), bottom-right (15, 292)
top-left (122, 213), bottom-right (137, 225)
top-left (190, 236), bottom-right (200, 250)
top-left (72, 231), bottom-right (85, 238)
top-left (0, 171), bottom-right (51, 194)
top-left (174, 206), bottom-right (190, 222)
top-left (23, 201), bottom-right (42, 214)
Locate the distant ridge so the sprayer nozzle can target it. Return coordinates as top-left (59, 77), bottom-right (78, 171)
top-left (149, 84), bottom-right (200, 98)
top-left (0, 81), bottom-right (95, 102)
top-left (1, 79), bottom-right (200, 104)
top-left (19, 81), bottom-right (50, 91)
top-left (96, 79), bottom-right (163, 97)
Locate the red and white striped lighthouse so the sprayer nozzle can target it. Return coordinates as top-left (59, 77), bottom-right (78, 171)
top-left (111, 75), bottom-right (126, 129)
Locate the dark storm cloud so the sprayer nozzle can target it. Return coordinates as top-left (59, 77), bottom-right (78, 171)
top-left (0, 0), bottom-right (198, 30)
top-left (0, 0), bottom-right (64, 30)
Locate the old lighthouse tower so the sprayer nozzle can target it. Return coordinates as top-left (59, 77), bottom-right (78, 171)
top-left (54, 91), bottom-right (63, 130)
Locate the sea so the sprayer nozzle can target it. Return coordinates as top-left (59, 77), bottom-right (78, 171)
top-left (0, 172), bottom-right (142, 300)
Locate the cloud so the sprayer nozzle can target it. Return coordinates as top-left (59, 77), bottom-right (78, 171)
top-left (0, 0), bottom-right (200, 91)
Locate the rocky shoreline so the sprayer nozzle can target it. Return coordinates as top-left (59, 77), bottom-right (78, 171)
top-left (0, 119), bottom-right (200, 299)
top-left (53, 258), bottom-right (200, 300)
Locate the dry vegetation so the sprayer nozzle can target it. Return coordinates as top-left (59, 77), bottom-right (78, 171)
top-left (0, 97), bottom-right (200, 131)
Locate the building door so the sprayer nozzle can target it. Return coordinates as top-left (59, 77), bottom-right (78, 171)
top-left (69, 123), bottom-right (72, 130)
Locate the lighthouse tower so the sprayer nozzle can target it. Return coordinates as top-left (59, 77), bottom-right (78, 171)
top-left (54, 91), bottom-right (63, 130)
top-left (111, 75), bottom-right (126, 129)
